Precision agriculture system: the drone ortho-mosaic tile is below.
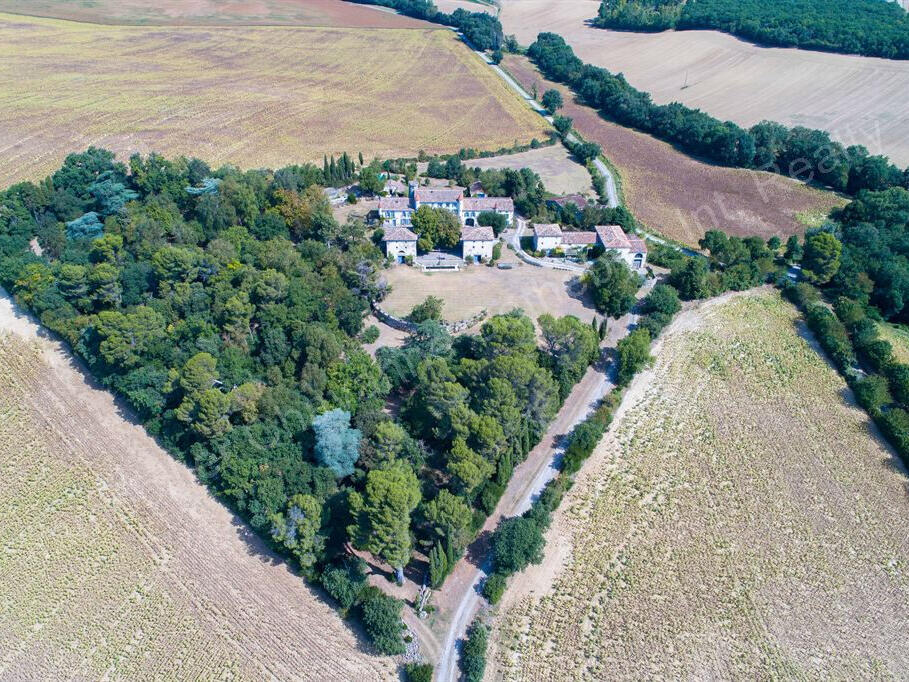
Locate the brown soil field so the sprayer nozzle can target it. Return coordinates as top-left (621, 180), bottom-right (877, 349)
top-left (491, 289), bottom-right (909, 679)
top-left (0, 291), bottom-right (397, 680)
top-left (0, 13), bottom-right (549, 187)
top-left (0, 0), bottom-right (428, 27)
top-left (381, 248), bottom-right (596, 324)
top-left (504, 55), bottom-right (846, 245)
top-left (498, 0), bottom-right (909, 166)
top-left (467, 145), bottom-right (593, 196)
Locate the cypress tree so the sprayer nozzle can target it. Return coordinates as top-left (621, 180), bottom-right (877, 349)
top-left (428, 542), bottom-right (448, 588)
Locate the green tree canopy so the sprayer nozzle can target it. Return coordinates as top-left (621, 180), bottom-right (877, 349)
top-left (411, 205), bottom-right (461, 252)
top-left (584, 254), bottom-right (640, 317)
top-left (348, 460), bottom-right (421, 581)
top-left (312, 408), bottom-right (362, 479)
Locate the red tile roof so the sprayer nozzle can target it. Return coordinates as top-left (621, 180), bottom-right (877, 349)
top-left (561, 231), bottom-right (597, 245)
top-left (548, 194), bottom-right (589, 209)
top-left (594, 225), bottom-right (648, 253)
top-left (626, 236), bottom-right (648, 253)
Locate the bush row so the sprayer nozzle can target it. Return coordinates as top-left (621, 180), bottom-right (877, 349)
top-left (528, 32), bottom-right (907, 195)
top-left (782, 281), bottom-right (909, 470)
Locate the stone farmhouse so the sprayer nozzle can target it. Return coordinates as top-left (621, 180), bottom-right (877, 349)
top-left (532, 223), bottom-right (648, 270)
top-left (379, 187), bottom-right (514, 228)
top-left (378, 187), bottom-right (512, 263)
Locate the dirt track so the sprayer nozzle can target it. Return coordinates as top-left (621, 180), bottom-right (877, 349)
top-left (0, 290), bottom-right (396, 681)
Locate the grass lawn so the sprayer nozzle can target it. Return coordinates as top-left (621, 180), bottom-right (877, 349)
top-left (380, 247), bottom-right (596, 325)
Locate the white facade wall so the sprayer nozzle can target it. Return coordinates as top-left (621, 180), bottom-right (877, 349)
top-left (534, 235), bottom-right (562, 252)
top-left (609, 248), bottom-right (647, 270)
top-left (462, 239), bottom-right (494, 261)
top-left (385, 240), bottom-right (417, 260)
top-left (382, 210), bottom-right (413, 227)
top-left (416, 201), bottom-right (459, 215)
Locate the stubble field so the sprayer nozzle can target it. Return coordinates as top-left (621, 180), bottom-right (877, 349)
top-left (0, 294), bottom-right (396, 680)
top-left (0, 0), bottom-right (429, 27)
top-left (491, 289), bottom-right (909, 679)
top-left (503, 55), bottom-right (846, 245)
top-left (467, 145), bottom-right (593, 196)
top-left (498, 0), bottom-right (909, 166)
top-left (0, 13), bottom-right (549, 187)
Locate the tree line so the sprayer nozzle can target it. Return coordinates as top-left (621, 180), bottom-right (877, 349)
top-left (0, 147), bottom-right (605, 658)
top-left (594, 0), bottom-right (909, 60)
top-left (345, 0), bottom-right (503, 50)
top-left (527, 32), bottom-right (908, 196)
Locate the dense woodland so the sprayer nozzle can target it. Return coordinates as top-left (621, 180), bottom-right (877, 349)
top-left (595, 0), bottom-right (909, 60)
top-left (0, 148), bottom-right (604, 655)
top-left (346, 0), bottom-right (503, 50)
top-left (527, 33), bottom-right (909, 196)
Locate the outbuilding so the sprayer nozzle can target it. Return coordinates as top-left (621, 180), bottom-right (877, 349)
top-left (461, 226), bottom-right (496, 262)
top-left (381, 227), bottom-right (418, 263)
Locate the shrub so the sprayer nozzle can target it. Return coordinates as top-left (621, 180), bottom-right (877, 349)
top-left (852, 374), bottom-right (891, 414)
top-left (404, 663), bottom-right (433, 682)
top-left (320, 559), bottom-right (367, 612)
top-left (359, 588), bottom-right (405, 655)
top-left (562, 418), bottom-right (608, 476)
top-left (491, 515), bottom-right (545, 575)
top-left (616, 328), bottom-right (653, 385)
top-left (461, 620), bottom-right (489, 682)
top-left (641, 283), bottom-right (681, 317)
top-left (361, 325), bottom-right (380, 344)
top-left (478, 480), bottom-right (505, 515)
top-left (803, 305), bottom-right (854, 373)
top-left (408, 295), bottom-right (444, 323)
top-left (482, 572), bottom-right (507, 604)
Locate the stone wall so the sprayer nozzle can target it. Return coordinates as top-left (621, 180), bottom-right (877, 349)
top-left (371, 303), bottom-right (487, 334)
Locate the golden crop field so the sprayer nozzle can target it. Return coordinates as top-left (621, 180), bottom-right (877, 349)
top-left (0, 298), bottom-right (397, 680)
top-left (492, 290), bottom-right (909, 679)
top-left (0, 0), bottom-right (430, 27)
top-left (0, 12), bottom-right (549, 187)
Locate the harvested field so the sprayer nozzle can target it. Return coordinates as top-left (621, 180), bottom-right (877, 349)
top-left (0, 13), bottom-right (549, 187)
top-left (380, 249), bottom-right (595, 324)
top-left (0, 0), bottom-right (429, 27)
top-left (434, 0), bottom-right (497, 15)
top-left (499, 0), bottom-right (909, 166)
top-left (467, 145), bottom-right (593, 196)
top-left (0, 293), bottom-right (396, 680)
top-left (503, 55), bottom-right (846, 245)
top-left (492, 289), bottom-right (909, 680)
